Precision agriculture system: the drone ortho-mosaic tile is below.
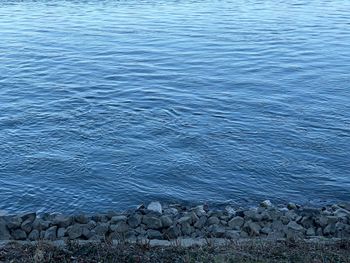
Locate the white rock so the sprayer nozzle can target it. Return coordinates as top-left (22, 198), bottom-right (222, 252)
top-left (147, 202), bottom-right (162, 214)
top-left (260, 200), bottom-right (273, 208)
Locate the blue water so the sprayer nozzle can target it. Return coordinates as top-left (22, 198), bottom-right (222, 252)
top-left (0, 0), bottom-right (349, 214)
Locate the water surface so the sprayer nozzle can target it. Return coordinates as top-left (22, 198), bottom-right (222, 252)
top-left (0, 0), bottom-right (349, 213)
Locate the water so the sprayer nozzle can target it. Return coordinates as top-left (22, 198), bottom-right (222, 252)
top-left (0, 0), bottom-right (349, 214)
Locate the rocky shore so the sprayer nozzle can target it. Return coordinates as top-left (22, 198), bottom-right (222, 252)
top-left (1, 201), bottom-right (350, 243)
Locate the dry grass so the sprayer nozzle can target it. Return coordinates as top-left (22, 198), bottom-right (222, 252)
top-left (0, 239), bottom-right (349, 263)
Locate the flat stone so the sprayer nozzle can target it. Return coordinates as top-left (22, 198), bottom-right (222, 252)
top-left (245, 221), bottom-right (261, 236)
top-left (67, 224), bottom-right (83, 239)
top-left (53, 215), bottom-right (72, 228)
top-left (110, 215), bottom-right (127, 224)
top-left (142, 215), bottom-right (162, 229)
top-left (110, 221), bottom-right (129, 233)
top-left (147, 202), bottom-right (162, 214)
top-left (32, 218), bottom-right (50, 230)
top-left (149, 239), bottom-right (171, 246)
top-left (224, 230), bottom-right (240, 239)
top-left (287, 221), bottom-right (305, 232)
top-left (21, 218), bottom-right (33, 234)
top-left (228, 216), bottom-right (244, 230)
top-left (164, 225), bottom-right (181, 239)
top-left (128, 213), bottom-right (142, 228)
top-left (28, 229), bottom-right (40, 241)
top-left (177, 216), bottom-right (192, 224)
top-left (75, 214), bottom-right (89, 224)
top-left (12, 229), bottom-right (27, 240)
top-left (181, 222), bottom-right (193, 236)
top-left (94, 223), bottom-right (109, 236)
top-left (334, 208), bottom-right (350, 218)
top-left (147, 229), bottom-right (163, 239)
top-left (44, 226), bottom-right (57, 240)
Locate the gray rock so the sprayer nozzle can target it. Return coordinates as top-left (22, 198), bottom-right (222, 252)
top-left (111, 215), bottom-right (127, 224)
top-left (285, 211), bottom-right (298, 221)
top-left (57, 227), bottom-right (66, 238)
top-left (240, 231), bottom-right (249, 238)
top-left (261, 226), bottom-right (272, 235)
top-left (142, 215), bottom-right (162, 229)
top-left (245, 221), bottom-right (261, 236)
top-left (287, 202), bottom-right (297, 210)
top-left (207, 216), bottom-right (220, 226)
top-left (319, 216), bottom-right (338, 227)
top-left (228, 216), bottom-right (244, 230)
top-left (20, 213), bottom-right (36, 223)
top-left (177, 216), bottom-right (192, 225)
top-left (208, 225), bottom-right (225, 238)
top-left (82, 226), bottom-right (92, 239)
top-left (300, 216), bottom-right (314, 229)
top-left (67, 224), bottom-right (83, 239)
top-left (260, 200), bottom-right (273, 208)
top-left (147, 202), bottom-right (162, 214)
top-left (164, 208), bottom-right (178, 216)
top-left (194, 216), bottom-right (207, 229)
top-left (6, 216), bottom-right (22, 230)
top-left (147, 229), bottom-right (163, 239)
top-left (87, 220), bottom-right (97, 230)
top-left (32, 218), bottom-right (50, 230)
top-left (193, 205), bottom-right (206, 217)
top-left (181, 222), bottom-right (193, 236)
top-left (21, 218), bottom-right (33, 234)
top-left (12, 229), bottom-right (27, 240)
top-left (244, 210), bottom-right (262, 221)
top-left (334, 208), bottom-right (350, 218)
top-left (287, 221), bottom-right (304, 232)
top-left (44, 226), bottom-right (57, 240)
top-left (110, 221), bottom-right (129, 233)
top-left (94, 223), bottom-right (109, 236)
top-left (0, 218), bottom-right (10, 240)
top-left (164, 225), bottom-right (181, 239)
top-left (335, 222), bottom-right (350, 238)
top-left (128, 213), bottom-right (142, 228)
top-left (323, 223), bottom-right (336, 236)
top-left (75, 214), bottom-right (89, 224)
top-left (225, 206), bottom-right (236, 217)
top-left (306, 227), bottom-right (316, 236)
top-left (160, 215), bottom-right (173, 228)
top-left (53, 215), bottom-right (72, 228)
top-left (28, 229), bottom-right (40, 241)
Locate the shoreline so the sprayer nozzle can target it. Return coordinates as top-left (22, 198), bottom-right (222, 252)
top-left (1, 200), bottom-right (350, 243)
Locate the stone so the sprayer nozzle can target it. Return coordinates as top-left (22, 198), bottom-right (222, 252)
top-left (261, 226), bottom-right (272, 235)
top-left (335, 222), bottom-right (350, 238)
top-left (21, 218), bottom-right (33, 234)
top-left (287, 203), bottom-right (297, 210)
top-left (53, 215), bottom-right (72, 228)
top-left (260, 200), bottom-right (273, 208)
top-left (94, 223), bottom-right (109, 236)
top-left (6, 216), bottom-right (22, 230)
top-left (225, 206), bottom-right (236, 216)
top-left (181, 222), bottom-right (193, 236)
top-left (244, 210), bottom-right (262, 221)
top-left (147, 229), bottom-right (163, 239)
top-left (0, 218), bottom-right (10, 240)
top-left (207, 216), bottom-right (220, 226)
top-left (319, 216), bottom-right (338, 227)
top-left (28, 230), bottom-right (40, 241)
top-left (110, 215), bottom-right (127, 224)
top-left (164, 208), bottom-right (178, 216)
top-left (57, 228), bottom-right (66, 238)
top-left (32, 218), bottom-right (50, 230)
top-left (87, 220), bottom-right (97, 230)
top-left (142, 215), bottom-right (162, 229)
top-left (164, 225), bottom-right (181, 239)
top-left (20, 213), bottom-right (36, 223)
top-left (75, 214), bottom-right (89, 224)
top-left (300, 216), bottom-right (314, 229)
top-left (177, 216), bottom-right (192, 225)
top-left (224, 230), bottom-right (240, 239)
top-left (160, 215), bottom-right (173, 228)
top-left (128, 213), bottom-right (142, 228)
top-left (194, 216), bottom-right (207, 229)
top-left (44, 226), bottom-right (57, 240)
top-left (67, 224), bottom-right (83, 239)
top-left (147, 202), bottom-right (162, 214)
top-left (245, 221), bottom-right (261, 236)
top-left (287, 221), bottom-right (304, 232)
top-left (82, 226), bottom-right (92, 239)
top-left (12, 229), bottom-right (27, 240)
top-left (193, 205), bottom-right (206, 217)
top-left (334, 208), bottom-right (350, 218)
top-left (110, 222), bottom-right (129, 233)
top-left (285, 211), bottom-right (298, 221)
top-left (208, 225), bottom-right (226, 238)
top-left (306, 227), bottom-right (316, 236)
top-left (228, 216), bottom-right (244, 230)
top-left (323, 223), bottom-right (336, 236)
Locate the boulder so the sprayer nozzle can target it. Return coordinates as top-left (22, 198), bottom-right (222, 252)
top-left (53, 215), bottom-right (72, 228)
top-left (142, 215), bottom-right (162, 230)
top-left (110, 221), bottom-right (129, 233)
top-left (128, 213), bottom-right (142, 228)
top-left (6, 216), bottom-right (22, 230)
top-left (110, 215), bottom-right (127, 224)
top-left (20, 213), bottom-right (36, 223)
top-left (245, 221), bottom-right (261, 236)
top-left (164, 225), bottom-right (181, 239)
top-left (160, 216), bottom-right (173, 228)
top-left (67, 224), bottom-right (83, 239)
top-left (94, 223), bottom-right (109, 236)
top-left (228, 216), bottom-right (244, 230)
top-left (74, 214), bottom-right (89, 224)
top-left (12, 229), bottom-right (27, 240)
top-left (28, 230), bottom-right (40, 241)
top-left (260, 200), bottom-right (273, 208)
top-left (0, 218), bottom-right (10, 240)
top-left (194, 216), bottom-right (207, 229)
top-left (32, 218), bottom-right (50, 230)
top-left (57, 228), bottom-right (66, 238)
top-left (181, 222), bottom-right (193, 236)
top-left (207, 216), bottom-right (220, 226)
top-left (147, 202), bottom-right (162, 214)
top-left (147, 229), bottom-right (163, 239)
top-left (21, 218), bottom-right (33, 234)
top-left (44, 226), bottom-right (57, 240)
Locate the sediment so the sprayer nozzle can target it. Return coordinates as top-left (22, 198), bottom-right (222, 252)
top-left (1, 201), bottom-right (350, 243)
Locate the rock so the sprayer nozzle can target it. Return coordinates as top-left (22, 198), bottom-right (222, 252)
top-left (6, 216), bottom-right (22, 230)
top-left (208, 225), bottom-right (225, 238)
top-left (110, 222), bottom-right (129, 233)
top-left (12, 229), bottom-right (27, 240)
top-left (21, 218), bottom-right (33, 234)
top-left (285, 211), bottom-right (298, 221)
top-left (306, 227), bottom-right (316, 236)
top-left (57, 228), bottom-right (66, 238)
top-left (82, 226), bottom-right (92, 239)
top-left (111, 215), bottom-right (127, 224)
top-left (94, 223), bottom-right (109, 236)
top-left (147, 202), bottom-right (162, 214)
top-left (178, 216), bottom-right (192, 225)
top-left (67, 224), bottom-right (83, 239)
top-left (164, 225), bottom-right (181, 239)
top-left (245, 221), bottom-right (261, 236)
top-left (323, 223), bottom-right (336, 236)
top-left (128, 213), bottom-right (142, 228)
top-left (244, 210), bottom-right (262, 221)
top-left (53, 215), bottom-right (72, 228)
top-left (207, 216), bottom-right (220, 226)
top-left (193, 205), bottom-right (206, 217)
top-left (0, 218), bottom-right (10, 240)
top-left (164, 208), bottom-right (178, 216)
top-left (287, 203), bottom-right (297, 210)
top-left (300, 216), bottom-right (314, 229)
top-left (147, 229), bottom-right (163, 239)
top-left (142, 215), bottom-right (162, 230)
top-left (260, 200), bottom-right (273, 208)
top-left (194, 216), bottom-right (207, 229)
top-left (287, 221), bottom-right (304, 232)
top-left (160, 216), bottom-right (173, 228)
top-left (44, 226), bottom-right (57, 240)
top-left (335, 222), bottom-right (350, 238)
top-left (20, 213), bottom-right (36, 223)
top-left (240, 231), bottom-right (249, 238)
top-left (87, 220), bottom-right (97, 230)
top-left (319, 216), bottom-right (338, 227)
top-left (334, 208), bottom-right (350, 218)
top-left (225, 230), bottom-right (240, 239)
top-left (32, 218), bottom-right (50, 230)
top-left (75, 214), bottom-right (89, 224)
top-left (28, 230), bottom-right (40, 241)
top-left (225, 206), bottom-right (236, 217)
top-left (181, 222), bottom-right (193, 236)
top-left (228, 216), bottom-right (244, 230)
top-left (261, 226), bottom-right (272, 235)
